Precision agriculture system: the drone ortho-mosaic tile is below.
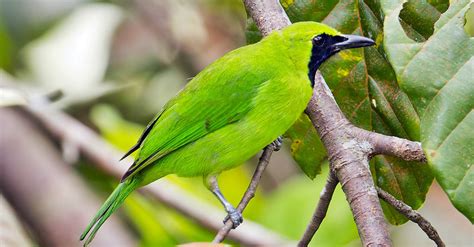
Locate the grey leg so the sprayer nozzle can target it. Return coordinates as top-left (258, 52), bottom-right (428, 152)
top-left (204, 175), bottom-right (243, 229)
top-left (271, 136), bottom-right (283, 151)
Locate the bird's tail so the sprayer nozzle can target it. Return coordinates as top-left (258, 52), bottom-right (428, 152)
top-left (80, 178), bottom-right (139, 246)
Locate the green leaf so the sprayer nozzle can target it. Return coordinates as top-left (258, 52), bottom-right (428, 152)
top-left (370, 112), bottom-right (433, 224)
top-left (124, 195), bottom-right (177, 246)
top-left (465, 4), bottom-right (474, 37)
top-left (90, 104), bottom-right (145, 152)
top-left (0, 18), bottom-right (14, 71)
top-left (245, 18), bottom-right (262, 44)
top-left (399, 0), bottom-right (448, 42)
top-left (383, 0), bottom-right (474, 222)
top-left (284, 114), bottom-right (326, 179)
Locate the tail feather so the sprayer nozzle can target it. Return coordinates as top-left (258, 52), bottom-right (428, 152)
top-left (81, 179), bottom-right (138, 246)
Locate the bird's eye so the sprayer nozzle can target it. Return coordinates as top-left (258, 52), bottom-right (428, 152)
top-left (312, 35), bottom-right (324, 46)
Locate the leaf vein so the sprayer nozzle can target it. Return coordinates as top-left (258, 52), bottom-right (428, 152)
top-left (435, 109), bottom-right (473, 151)
top-left (425, 58), bottom-right (474, 112)
top-left (452, 165), bottom-right (473, 200)
top-left (398, 4), bottom-right (468, 79)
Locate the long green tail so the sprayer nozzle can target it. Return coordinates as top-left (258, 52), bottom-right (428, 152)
top-left (80, 178), bottom-right (139, 246)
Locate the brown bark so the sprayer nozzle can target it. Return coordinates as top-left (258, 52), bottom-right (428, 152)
top-left (305, 72), bottom-right (391, 246)
top-left (0, 195), bottom-right (33, 247)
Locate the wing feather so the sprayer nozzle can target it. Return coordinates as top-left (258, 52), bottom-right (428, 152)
top-left (121, 46), bottom-right (267, 180)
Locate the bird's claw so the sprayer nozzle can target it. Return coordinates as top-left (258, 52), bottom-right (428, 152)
top-left (223, 208), bottom-right (243, 229)
top-left (272, 136), bottom-right (283, 151)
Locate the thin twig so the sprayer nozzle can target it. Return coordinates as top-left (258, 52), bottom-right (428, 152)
top-left (376, 188), bottom-right (445, 247)
top-left (298, 170), bottom-right (338, 247)
top-left (213, 145), bottom-right (276, 243)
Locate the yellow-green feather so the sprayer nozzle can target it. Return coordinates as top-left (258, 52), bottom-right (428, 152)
top-left (80, 179), bottom-right (139, 246)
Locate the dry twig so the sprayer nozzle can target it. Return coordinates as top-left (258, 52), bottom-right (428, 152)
top-left (298, 170), bottom-right (338, 247)
top-left (376, 188), bottom-right (445, 247)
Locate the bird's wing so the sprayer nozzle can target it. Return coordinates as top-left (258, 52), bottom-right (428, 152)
top-left (121, 48), bottom-right (267, 180)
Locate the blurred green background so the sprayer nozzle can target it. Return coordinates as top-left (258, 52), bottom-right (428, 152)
top-left (0, 0), bottom-right (472, 246)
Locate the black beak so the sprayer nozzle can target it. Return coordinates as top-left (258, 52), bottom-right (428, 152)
top-left (333, 34), bottom-right (375, 51)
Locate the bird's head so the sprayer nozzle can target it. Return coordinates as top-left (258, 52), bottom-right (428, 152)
top-left (277, 22), bottom-right (375, 86)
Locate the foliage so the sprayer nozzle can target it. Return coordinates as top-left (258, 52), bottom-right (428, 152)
top-left (383, 0), bottom-right (474, 222)
top-left (283, 114), bottom-right (326, 179)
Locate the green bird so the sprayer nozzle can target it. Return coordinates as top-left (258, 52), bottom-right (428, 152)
top-left (81, 21), bottom-right (374, 245)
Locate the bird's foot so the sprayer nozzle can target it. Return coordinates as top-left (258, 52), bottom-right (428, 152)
top-left (223, 207), bottom-right (243, 229)
top-left (271, 136), bottom-right (283, 151)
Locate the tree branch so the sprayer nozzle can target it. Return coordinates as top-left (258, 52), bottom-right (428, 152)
top-left (0, 195), bottom-right (34, 246)
top-left (376, 188), bottom-right (445, 247)
top-left (362, 131), bottom-right (426, 162)
top-left (212, 144), bottom-right (276, 243)
top-left (306, 55), bottom-right (392, 247)
top-left (243, 0), bottom-right (291, 36)
top-left (298, 170), bottom-right (338, 247)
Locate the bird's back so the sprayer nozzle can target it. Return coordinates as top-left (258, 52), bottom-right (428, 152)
top-left (125, 32), bottom-right (313, 184)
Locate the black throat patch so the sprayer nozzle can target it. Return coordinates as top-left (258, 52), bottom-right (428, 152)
top-left (308, 44), bottom-right (333, 87)
top-left (307, 34), bottom-right (343, 87)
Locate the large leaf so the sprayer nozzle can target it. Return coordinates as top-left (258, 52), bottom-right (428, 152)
top-left (284, 114), bottom-right (326, 179)
top-left (359, 0), bottom-right (435, 224)
top-left (248, 0), bottom-right (434, 224)
top-left (398, 0), bottom-right (448, 42)
top-left (383, 0), bottom-right (474, 222)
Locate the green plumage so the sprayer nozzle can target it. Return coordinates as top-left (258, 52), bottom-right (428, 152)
top-left (81, 22), bottom-right (357, 245)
